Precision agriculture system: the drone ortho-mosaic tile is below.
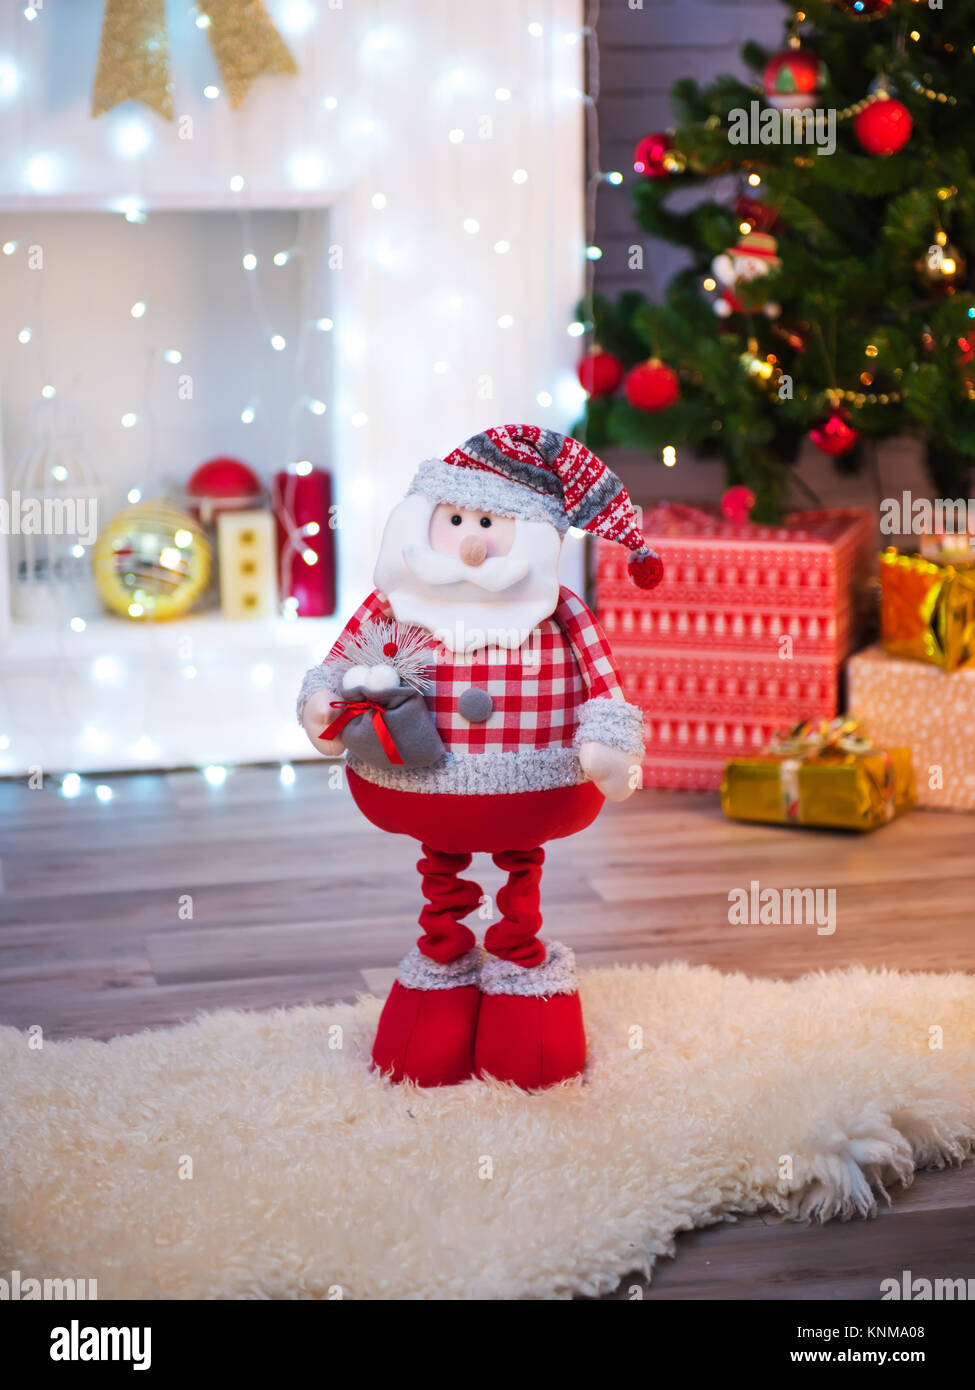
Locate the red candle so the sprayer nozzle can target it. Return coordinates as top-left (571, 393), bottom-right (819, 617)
top-left (272, 467), bottom-right (336, 617)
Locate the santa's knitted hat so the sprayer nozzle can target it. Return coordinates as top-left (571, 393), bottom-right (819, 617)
top-left (407, 424), bottom-right (663, 589)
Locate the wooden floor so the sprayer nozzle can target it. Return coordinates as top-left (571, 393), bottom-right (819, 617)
top-left (1, 762), bottom-right (972, 1299)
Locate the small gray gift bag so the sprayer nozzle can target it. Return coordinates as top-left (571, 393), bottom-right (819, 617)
top-left (325, 684), bottom-right (445, 770)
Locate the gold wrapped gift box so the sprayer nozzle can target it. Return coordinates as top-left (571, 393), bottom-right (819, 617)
top-left (879, 548), bottom-right (975, 671)
top-left (720, 718), bottom-right (916, 832)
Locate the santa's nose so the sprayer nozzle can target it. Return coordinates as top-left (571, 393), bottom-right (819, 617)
top-left (459, 535), bottom-right (487, 567)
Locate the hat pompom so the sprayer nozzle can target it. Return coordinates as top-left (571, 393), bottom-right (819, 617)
top-left (629, 548), bottom-right (664, 590)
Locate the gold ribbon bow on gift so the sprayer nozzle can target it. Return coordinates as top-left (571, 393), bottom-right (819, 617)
top-left (92, 0), bottom-right (298, 119)
top-left (766, 717), bottom-right (897, 824)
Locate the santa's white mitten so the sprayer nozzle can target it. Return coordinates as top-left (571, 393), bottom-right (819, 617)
top-left (578, 741), bottom-right (641, 802)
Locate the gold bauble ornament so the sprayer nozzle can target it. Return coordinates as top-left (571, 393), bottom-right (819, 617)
top-left (93, 500), bottom-right (211, 621)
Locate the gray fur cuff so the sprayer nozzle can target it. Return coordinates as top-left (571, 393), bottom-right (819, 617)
top-left (407, 457), bottom-right (570, 535)
top-left (346, 746), bottom-right (585, 795)
top-left (296, 663), bottom-right (341, 723)
top-left (479, 941), bottom-right (578, 998)
top-left (573, 697), bottom-right (646, 758)
top-left (396, 946), bottom-right (483, 991)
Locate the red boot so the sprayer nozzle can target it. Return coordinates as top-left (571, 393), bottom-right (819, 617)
top-left (372, 947), bottom-right (482, 1087)
top-left (475, 942), bottom-right (586, 1090)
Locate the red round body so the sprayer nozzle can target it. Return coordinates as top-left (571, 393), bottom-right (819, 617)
top-left (633, 132), bottom-right (672, 179)
top-left (346, 769), bottom-right (605, 854)
top-left (809, 411), bottom-right (859, 456)
top-left (624, 359), bottom-right (680, 411)
top-left (577, 349), bottom-right (624, 398)
top-left (854, 99), bottom-right (912, 157)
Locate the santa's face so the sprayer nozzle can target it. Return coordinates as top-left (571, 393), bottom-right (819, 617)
top-left (732, 252), bottom-right (774, 284)
top-left (374, 493), bottom-right (562, 654)
top-left (428, 503), bottom-right (516, 562)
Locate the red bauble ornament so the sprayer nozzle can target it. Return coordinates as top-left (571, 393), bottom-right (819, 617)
top-left (187, 456), bottom-right (263, 523)
top-left (957, 333), bottom-right (975, 367)
top-left (721, 485), bottom-right (756, 523)
top-left (854, 98), bottom-right (912, 156)
top-left (633, 132), bottom-right (673, 179)
top-left (809, 411), bottom-right (859, 456)
top-left (577, 349), bottom-right (624, 398)
top-left (734, 195), bottom-right (779, 234)
top-left (624, 359), bottom-right (681, 411)
top-left (188, 456), bottom-right (262, 498)
top-left (762, 50), bottom-right (826, 110)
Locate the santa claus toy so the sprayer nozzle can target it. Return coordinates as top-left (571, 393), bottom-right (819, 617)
top-left (710, 231), bottom-right (782, 320)
top-left (297, 426), bottom-right (662, 1090)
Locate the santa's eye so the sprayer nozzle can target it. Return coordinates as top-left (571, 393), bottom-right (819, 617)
top-left (479, 516), bottom-right (492, 528)
top-left (450, 514), bottom-right (463, 526)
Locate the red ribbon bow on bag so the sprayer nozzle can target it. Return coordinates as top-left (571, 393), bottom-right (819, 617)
top-left (321, 699), bottom-right (404, 765)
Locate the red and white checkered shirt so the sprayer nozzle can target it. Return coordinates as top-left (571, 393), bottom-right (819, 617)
top-left (324, 586), bottom-right (628, 754)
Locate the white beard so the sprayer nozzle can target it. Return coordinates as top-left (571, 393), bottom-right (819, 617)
top-left (373, 494), bottom-right (562, 654)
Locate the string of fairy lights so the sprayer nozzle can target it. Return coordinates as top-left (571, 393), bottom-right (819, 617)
top-left (0, 2), bottom-right (596, 794)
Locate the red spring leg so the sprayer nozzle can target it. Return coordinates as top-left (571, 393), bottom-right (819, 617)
top-left (416, 843), bottom-right (482, 964)
top-left (483, 846), bottom-right (546, 967)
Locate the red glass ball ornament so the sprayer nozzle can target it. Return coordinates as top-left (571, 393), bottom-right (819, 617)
top-left (809, 410), bottom-right (859, 456)
top-left (624, 359), bottom-right (681, 411)
top-left (186, 456), bottom-right (263, 524)
top-left (633, 132), bottom-right (673, 179)
top-left (721, 485), bottom-right (757, 523)
top-left (854, 98), bottom-right (912, 156)
top-left (576, 349), bottom-right (624, 398)
top-left (734, 195), bottom-right (779, 234)
top-left (188, 456), bottom-right (263, 499)
top-left (957, 334), bottom-right (975, 367)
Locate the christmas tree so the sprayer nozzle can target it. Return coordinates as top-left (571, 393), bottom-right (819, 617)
top-left (578, 0), bottom-right (975, 521)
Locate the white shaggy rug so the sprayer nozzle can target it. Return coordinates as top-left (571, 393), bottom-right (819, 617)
top-left (2, 962), bottom-right (973, 1300)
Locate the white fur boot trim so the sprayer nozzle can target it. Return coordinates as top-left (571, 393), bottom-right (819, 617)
top-left (479, 941), bottom-right (578, 998)
top-left (396, 946), bottom-right (482, 992)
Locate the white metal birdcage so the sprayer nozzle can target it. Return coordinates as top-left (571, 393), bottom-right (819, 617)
top-left (8, 398), bottom-right (102, 625)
